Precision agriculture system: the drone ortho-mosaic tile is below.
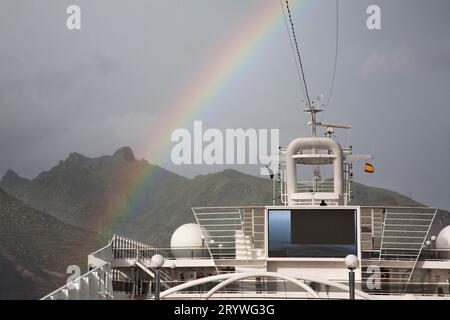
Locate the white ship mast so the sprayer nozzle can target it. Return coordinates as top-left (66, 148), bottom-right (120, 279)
top-left (275, 92), bottom-right (373, 207)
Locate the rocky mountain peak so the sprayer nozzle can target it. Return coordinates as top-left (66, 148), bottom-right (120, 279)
top-left (3, 169), bottom-right (20, 180)
top-left (66, 152), bottom-right (89, 164)
top-left (0, 169), bottom-right (30, 190)
top-left (112, 146), bottom-right (135, 162)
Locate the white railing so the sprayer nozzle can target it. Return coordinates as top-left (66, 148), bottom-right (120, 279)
top-left (296, 181), bottom-right (334, 193)
top-left (192, 206), bottom-right (266, 260)
top-left (111, 234), bottom-right (155, 260)
top-left (111, 246), bottom-right (215, 260)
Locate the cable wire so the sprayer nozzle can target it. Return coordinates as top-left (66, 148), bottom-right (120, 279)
top-left (283, 0), bottom-right (314, 124)
top-left (321, 0), bottom-right (339, 122)
top-left (279, 0), bottom-right (307, 103)
top-left (280, 0), bottom-right (340, 128)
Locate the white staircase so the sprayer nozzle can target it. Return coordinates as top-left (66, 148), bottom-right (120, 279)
top-left (135, 256), bottom-right (172, 290)
top-left (235, 230), bottom-right (263, 260)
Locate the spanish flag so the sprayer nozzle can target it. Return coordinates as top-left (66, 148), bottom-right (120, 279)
top-left (364, 163), bottom-right (375, 173)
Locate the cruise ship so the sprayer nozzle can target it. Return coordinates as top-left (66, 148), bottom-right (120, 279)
top-left (41, 110), bottom-right (450, 300)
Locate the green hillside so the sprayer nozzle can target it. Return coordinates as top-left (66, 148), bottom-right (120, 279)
top-left (0, 189), bottom-right (98, 299)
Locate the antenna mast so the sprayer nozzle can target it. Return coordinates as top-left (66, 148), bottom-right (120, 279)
top-left (303, 97), bottom-right (323, 138)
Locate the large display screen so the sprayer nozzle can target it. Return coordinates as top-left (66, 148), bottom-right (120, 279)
top-left (268, 209), bottom-right (357, 258)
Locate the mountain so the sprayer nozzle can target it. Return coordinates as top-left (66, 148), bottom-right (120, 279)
top-left (1, 147), bottom-right (448, 247)
top-left (0, 148), bottom-right (275, 246)
top-left (0, 147), bottom-right (190, 239)
top-left (350, 182), bottom-right (450, 235)
top-left (350, 182), bottom-right (424, 207)
top-left (126, 168), bottom-right (275, 246)
top-left (0, 169), bottom-right (30, 200)
top-left (0, 189), bottom-right (98, 299)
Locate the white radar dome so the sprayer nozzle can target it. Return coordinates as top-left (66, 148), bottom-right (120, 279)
top-left (436, 225), bottom-right (450, 249)
top-left (170, 223), bottom-right (208, 259)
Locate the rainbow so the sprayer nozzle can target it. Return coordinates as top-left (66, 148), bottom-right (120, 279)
top-left (100, 0), bottom-right (309, 238)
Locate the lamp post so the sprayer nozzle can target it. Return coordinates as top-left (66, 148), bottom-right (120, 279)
top-left (201, 235), bottom-right (206, 258)
top-left (170, 263), bottom-right (176, 283)
top-left (209, 240), bottom-right (215, 259)
top-left (344, 254), bottom-right (359, 300)
top-left (431, 235), bottom-right (437, 260)
top-left (425, 240), bottom-right (432, 260)
top-left (151, 254), bottom-right (165, 300)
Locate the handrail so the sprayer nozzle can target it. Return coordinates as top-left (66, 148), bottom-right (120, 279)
top-left (192, 208), bottom-right (219, 275)
top-left (404, 208), bottom-right (438, 294)
top-left (160, 272), bottom-right (378, 300)
top-left (296, 180), bottom-right (334, 193)
top-left (90, 244), bottom-right (112, 257)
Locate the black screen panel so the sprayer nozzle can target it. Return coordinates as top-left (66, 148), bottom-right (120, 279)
top-left (268, 208), bottom-right (357, 258)
top-left (291, 209), bottom-right (355, 245)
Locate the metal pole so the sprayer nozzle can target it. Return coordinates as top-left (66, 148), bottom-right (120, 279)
top-left (202, 238), bottom-right (205, 258)
top-left (272, 177), bottom-right (276, 205)
top-left (349, 270), bottom-right (355, 300)
top-left (433, 241), bottom-right (437, 260)
top-left (155, 268), bottom-right (160, 300)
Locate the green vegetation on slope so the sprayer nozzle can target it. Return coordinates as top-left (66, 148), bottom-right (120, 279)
top-left (0, 189), bottom-right (98, 299)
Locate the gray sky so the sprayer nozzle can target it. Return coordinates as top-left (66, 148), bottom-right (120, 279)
top-left (0, 0), bottom-right (449, 210)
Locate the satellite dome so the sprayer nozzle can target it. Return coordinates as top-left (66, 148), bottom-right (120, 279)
top-left (436, 225), bottom-right (450, 249)
top-left (170, 223), bottom-right (208, 259)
